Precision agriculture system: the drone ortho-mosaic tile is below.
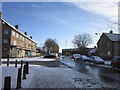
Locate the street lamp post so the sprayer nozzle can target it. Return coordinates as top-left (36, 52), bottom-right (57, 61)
top-left (95, 33), bottom-right (101, 37)
top-left (65, 41), bottom-right (67, 49)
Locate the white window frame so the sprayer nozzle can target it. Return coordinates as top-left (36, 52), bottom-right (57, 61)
top-left (12, 31), bottom-right (15, 36)
top-left (13, 40), bottom-right (17, 46)
top-left (108, 51), bottom-right (111, 55)
top-left (21, 43), bottom-right (22, 46)
top-left (16, 33), bottom-right (19, 38)
top-left (20, 35), bottom-right (22, 40)
top-left (23, 37), bottom-right (24, 41)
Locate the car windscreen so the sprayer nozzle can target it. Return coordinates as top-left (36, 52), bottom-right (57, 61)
top-left (82, 56), bottom-right (89, 59)
top-left (94, 56), bottom-right (101, 59)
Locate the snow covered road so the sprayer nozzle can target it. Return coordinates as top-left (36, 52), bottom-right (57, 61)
top-left (1, 65), bottom-right (114, 89)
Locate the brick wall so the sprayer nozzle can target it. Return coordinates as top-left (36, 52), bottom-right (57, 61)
top-left (2, 19), bottom-right (37, 58)
top-left (97, 34), bottom-right (113, 60)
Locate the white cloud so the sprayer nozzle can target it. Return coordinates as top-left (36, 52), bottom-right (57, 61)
top-left (71, 2), bottom-right (118, 23)
top-left (32, 4), bottom-right (39, 7)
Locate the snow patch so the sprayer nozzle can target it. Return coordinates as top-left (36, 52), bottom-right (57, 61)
top-left (2, 57), bottom-right (55, 62)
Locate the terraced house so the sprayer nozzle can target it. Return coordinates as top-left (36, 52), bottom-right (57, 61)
top-left (97, 31), bottom-right (120, 60)
top-left (2, 19), bottom-right (37, 58)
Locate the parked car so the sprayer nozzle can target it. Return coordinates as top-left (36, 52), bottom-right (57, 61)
top-left (80, 55), bottom-right (90, 62)
top-left (43, 54), bottom-right (56, 58)
top-left (89, 56), bottom-right (105, 64)
top-left (111, 56), bottom-right (120, 68)
top-left (72, 54), bottom-right (82, 60)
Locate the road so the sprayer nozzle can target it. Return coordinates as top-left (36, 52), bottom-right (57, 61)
top-left (60, 56), bottom-right (120, 88)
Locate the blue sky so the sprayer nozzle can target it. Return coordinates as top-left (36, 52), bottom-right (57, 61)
top-left (2, 2), bottom-right (118, 52)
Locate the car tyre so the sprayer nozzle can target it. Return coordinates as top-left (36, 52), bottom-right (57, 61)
top-left (94, 61), bottom-right (96, 64)
top-left (111, 64), bottom-right (115, 68)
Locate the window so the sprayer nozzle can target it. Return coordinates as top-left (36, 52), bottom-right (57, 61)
top-left (20, 35), bottom-right (22, 40)
top-left (26, 38), bottom-right (27, 42)
top-left (12, 31), bottom-right (15, 36)
top-left (26, 44), bottom-right (28, 48)
top-left (108, 51), bottom-right (111, 55)
top-left (30, 41), bottom-right (31, 45)
top-left (21, 43), bottom-right (22, 46)
top-left (4, 29), bottom-right (9, 35)
top-left (16, 33), bottom-right (19, 38)
top-left (23, 37), bottom-right (24, 41)
top-left (13, 40), bottom-right (17, 46)
top-left (4, 48), bottom-right (8, 50)
top-left (107, 42), bottom-right (110, 47)
top-left (3, 39), bottom-right (8, 44)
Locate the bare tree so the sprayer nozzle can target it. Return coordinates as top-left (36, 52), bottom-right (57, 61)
top-left (72, 33), bottom-right (93, 54)
top-left (73, 33), bottom-right (93, 48)
top-left (43, 38), bottom-right (59, 54)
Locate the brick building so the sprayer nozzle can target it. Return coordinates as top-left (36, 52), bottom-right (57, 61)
top-left (62, 48), bottom-right (92, 56)
top-left (97, 31), bottom-right (120, 60)
top-left (62, 48), bottom-right (78, 55)
top-left (2, 19), bottom-right (37, 58)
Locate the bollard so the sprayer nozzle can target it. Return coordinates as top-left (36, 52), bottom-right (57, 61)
top-left (15, 60), bottom-right (17, 67)
top-left (26, 62), bottom-right (29, 74)
top-left (16, 68), bottom-right (22, 89)
top-left (7, 58), bottom-right (9, 66)
top-left (4, 76), bottom-right (11, 90)
top-left (23, 65), bottom-right (26, 79)
top-left (21, 60), bottom-right (23, 69)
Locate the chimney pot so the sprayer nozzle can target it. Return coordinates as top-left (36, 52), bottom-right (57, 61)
top-left (24, 32), bottom-right (27, 35)
top-left (110, 30), bottom-right (113, 34)
top-left (30, 36), bottom-right (32, 39)
top-left (15, 25), bottom-right (18, 29)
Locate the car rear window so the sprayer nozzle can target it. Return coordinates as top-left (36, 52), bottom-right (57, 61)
top-left (114, 57), bottom-right (120, 60)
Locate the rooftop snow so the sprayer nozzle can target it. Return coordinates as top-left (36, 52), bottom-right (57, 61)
top-left (2, 19), bottom-right (37, 44)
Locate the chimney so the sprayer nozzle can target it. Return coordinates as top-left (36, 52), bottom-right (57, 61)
top-left (30, 36), bottom-right (32, 39)
top-left (94, 46), bottom-right (96, 49)
top-left (110, 30), bottom-right (113, 34)
top-left (15, 25), bottom-right (18, 29)
top-left (24, 32), bottom-right (27, 35)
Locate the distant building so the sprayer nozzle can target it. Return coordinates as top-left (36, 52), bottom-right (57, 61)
top-left (2, 19), bottom-right (37, 58)
top-left (62, 48), bottom-right (78, 55)
top-left (97, 31), bottom-right (120, 60)
top-left (88, 48), bottom-right (97, 56)
top-left (62, 48), bottom-right (92, 55)
top-left (36, 47), bottom-right (41, 56)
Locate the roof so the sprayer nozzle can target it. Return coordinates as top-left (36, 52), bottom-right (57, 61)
top-left (104, 33), bottom-right (120, 42)
top-left (2, 19), bottom-right (37, 44)
top-left (88, 49), bottom-right (97, 53)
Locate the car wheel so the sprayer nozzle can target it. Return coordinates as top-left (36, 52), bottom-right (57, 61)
top-left (94, 61), bottom-right (96, 64)
top-left (111, 64), bottom-right (115, 68)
